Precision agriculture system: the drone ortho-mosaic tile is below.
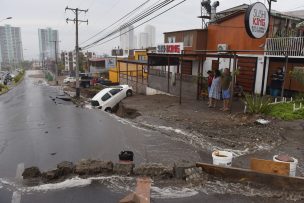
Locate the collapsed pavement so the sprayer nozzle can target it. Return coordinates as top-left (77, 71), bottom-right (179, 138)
top-left (21, 158), bottom-right (304, 201)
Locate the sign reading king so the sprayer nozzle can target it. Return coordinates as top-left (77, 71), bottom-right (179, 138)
top-left (156, 43), bottom-right (184, 54)
top-left (245, 2), bottom-right (269, 39)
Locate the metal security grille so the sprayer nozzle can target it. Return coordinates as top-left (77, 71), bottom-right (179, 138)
top-left (265, 37), bottom-right (304, 58)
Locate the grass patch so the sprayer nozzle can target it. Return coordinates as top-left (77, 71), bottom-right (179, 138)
top-left (14, 69), bottom-right (25, 84)
top-left (267, 101), bottom-right (304, 120)
top-left (0, 84), bottom-right (9, 94)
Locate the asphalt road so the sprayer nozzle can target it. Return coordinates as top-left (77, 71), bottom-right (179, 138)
top-left (0, 71), bottom-right (295, 203)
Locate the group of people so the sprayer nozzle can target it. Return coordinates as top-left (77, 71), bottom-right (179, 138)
top-left (207, 68), bottom-right (232, 111)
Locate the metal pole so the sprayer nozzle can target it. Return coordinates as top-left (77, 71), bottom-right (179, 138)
top-left (229, 52), bottom-right (237, 113)
top-left (65, 6), bottom-right (88, 97)
top-left (75, 8), bottom-right (80, 98)
top-left (55, 41), bottom-right (58, 85)
top-left (281, 54), bottom-right (288, 98)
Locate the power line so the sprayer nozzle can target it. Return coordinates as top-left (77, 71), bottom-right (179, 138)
top-left (80, 0), bottom-right (151, 45)
top-left (82, 0), bottom-right (172, 48)
top-left (82, 0), bottom-right (176, 49)
top-left (83, 0), bottom-right (186, 50)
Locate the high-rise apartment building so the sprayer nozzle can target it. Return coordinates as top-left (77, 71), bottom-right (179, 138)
top-left (38, 28), bottom-right (59, 61)
top-left (0, 25), bottom-right (23, 69)
top-left (120, 25), bottom-right (134, 50)
top-left (138, 32), bottom-right (149, 49)
top-left (144, 25), bottom-right (156, 47)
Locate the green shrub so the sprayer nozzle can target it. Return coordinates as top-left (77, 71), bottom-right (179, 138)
top-left (14, 69), bottom-right (25, 83)
top-left (243, 94), bottom-right (271, 114)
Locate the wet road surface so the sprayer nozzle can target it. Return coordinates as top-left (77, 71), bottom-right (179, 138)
top-left (0, 71), bottom-right (297, 202)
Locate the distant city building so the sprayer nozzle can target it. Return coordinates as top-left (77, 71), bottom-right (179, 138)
top-left (120, 25), bottom-right (134, 50)
top-left (0, 25), bottom-right (23, 70)
top-left (61, 51), bottom-right (96, 72)
top-left (133, 35), bottom-right (138, 49)
top-left (38, 28), bottom-right (59, 61)
top-left (138, 32), bottom-right (149, 49)
top-left (144, 25), bottom-right (156, 47)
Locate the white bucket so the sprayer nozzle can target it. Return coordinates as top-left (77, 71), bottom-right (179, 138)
top-left (212, 151), bottom-right (233, 167)
top-left (273, 155), bottom-right (298, 177)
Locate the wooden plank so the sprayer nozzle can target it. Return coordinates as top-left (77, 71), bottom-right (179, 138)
top-left (135, 177), bottom-right (151, 203)
top-left (196, 162), bottom-right (304, 191)
top-left (250, 158), bottom-right (290, 176)
top-left (119, 177), bottom-right (151, 203)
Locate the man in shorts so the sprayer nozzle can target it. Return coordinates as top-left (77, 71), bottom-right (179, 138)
top-left (221, 68), bottom-right (232, 111)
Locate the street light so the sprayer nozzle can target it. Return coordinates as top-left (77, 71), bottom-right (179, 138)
top-left (0, 17), bottom-right (13, 23)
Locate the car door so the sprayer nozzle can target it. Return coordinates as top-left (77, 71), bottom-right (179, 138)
top-left (109, 88), bottom-right (124, 106)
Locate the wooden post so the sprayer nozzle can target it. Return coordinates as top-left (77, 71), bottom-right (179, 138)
top-left (281, 53), bottom-right (289, 98)
top-left (142, 65), bottom-right (144, 84)
top-left (126, 62), bottom-right (129, 85)
top-left (197, 56), bottom-right (202, 100)
top-left (229, 52), bottom-right (237, 113)
top-left (179, 52), bottom-right (184, 104)
top-left (147, 57), bottom-right (150, 87)
top-left (136, 64), bottom-right (138, 93)
top-left (118, 61), bottom-right (120, 83)
top-left (167, 56), bottom-right (170, 93)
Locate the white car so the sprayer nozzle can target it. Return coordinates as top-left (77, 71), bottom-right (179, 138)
top-left (91, 85), bottom-right (133, 112)
top-left (63, 77), bottom-right (76, 84)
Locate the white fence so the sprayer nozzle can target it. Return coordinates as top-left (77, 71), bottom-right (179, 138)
top-left (265, 37), bottom-right (304, 58)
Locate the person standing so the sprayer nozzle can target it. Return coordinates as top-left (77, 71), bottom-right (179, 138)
top-left (208, 69), bottom-right (221, 108)
top-left (207, 70), bottom-right (214, 94)
top-left (221, 68), bottom-right (232, 111)
top-left (207, 70), bottom-right (214, 106)
top-left (270, 68), bottom-right (284, 97)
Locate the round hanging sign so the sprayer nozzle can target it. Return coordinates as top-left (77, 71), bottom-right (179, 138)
top-left (245, 2), bottom-right (269, 39)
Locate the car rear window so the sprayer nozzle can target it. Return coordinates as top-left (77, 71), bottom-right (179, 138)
top-left (101, 93), bottom-right (111, 101)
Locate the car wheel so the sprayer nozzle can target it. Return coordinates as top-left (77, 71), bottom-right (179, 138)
top-left (105, 108), bottom-right (112, 113)
top-left (126, 90), bottom-right (133, 97)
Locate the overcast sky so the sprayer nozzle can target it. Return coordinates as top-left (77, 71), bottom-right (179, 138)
top-left (1, 0), bottom-right (304, 60)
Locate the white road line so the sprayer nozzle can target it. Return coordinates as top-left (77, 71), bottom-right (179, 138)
top-left (15, 163), bottom-right (24, 181)
top-left (11, 191), bottom-right (21, 203)
top-left (12, 163), bottom-right (24, 203)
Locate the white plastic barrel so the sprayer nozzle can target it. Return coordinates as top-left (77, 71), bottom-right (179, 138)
top-left (212, 151), bottom-right (233, 167)
top-left (273, 155), bottom-right (298, 177)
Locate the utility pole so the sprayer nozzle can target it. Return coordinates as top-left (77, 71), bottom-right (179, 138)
top-left (50, 40), bottom-right (60, 85)
top-left (65, 6), bottom-right (88, 98)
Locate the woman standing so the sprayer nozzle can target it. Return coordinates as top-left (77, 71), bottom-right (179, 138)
top-left (208, 69), bottom-right (221, 108)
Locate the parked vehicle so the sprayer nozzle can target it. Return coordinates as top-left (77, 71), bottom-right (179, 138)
top-left (91, 85), bottom-right (133, 112)
top-left (63, 76), bottom-right (76, 84)
top-left (80, 75), bottom-right (93, 88)
top-left (96, 78), bottom-right (120, 86)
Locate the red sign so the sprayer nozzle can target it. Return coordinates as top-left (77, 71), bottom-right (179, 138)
top-left (156, 43), bottom-right (184, 54)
